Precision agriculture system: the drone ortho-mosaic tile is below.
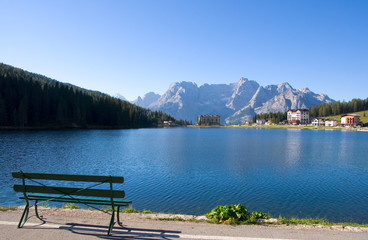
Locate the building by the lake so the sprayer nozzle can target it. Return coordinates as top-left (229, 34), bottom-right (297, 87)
top-left (197, 115), bottom-right (220, 126)
top-left (311, 118), bottom-right (325, 126)
top-left (325, 118), bottom-right (337, 127)
top-left (341, 114), bottom-right (360, 127)
top-left (256, 119), bottom-right (266, 125)
top-left (287, 109), bottom-right (310, 124)
top-left (245, 120), bottom-right (253, 125)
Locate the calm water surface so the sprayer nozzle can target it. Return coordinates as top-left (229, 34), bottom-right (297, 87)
top-left (1, 128), bottom-right (368, 223)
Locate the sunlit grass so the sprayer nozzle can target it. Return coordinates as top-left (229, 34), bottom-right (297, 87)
top-left (322, 110), bottom-right (368, 124)
top-left (0, 205), bottom-right (17, 210)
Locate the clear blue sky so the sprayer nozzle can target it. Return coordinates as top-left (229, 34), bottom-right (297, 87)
top-left (1, 0), bottom-right (367, 101)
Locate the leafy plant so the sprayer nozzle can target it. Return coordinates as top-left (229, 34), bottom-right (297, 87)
top-left (250, 211), bottom-right (270, 220)
top-left (206, 204), bottom-right (271, 224)
top-left (206, 204), bottom-right (249, 224)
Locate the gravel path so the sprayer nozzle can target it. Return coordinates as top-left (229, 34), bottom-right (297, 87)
top-left (0, 207), bottom-right (367, 240)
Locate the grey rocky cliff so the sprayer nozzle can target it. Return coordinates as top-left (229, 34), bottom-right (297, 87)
top-left (132, 78), bottom-right (334, 124)
top-left (132, 92), bottom-right (161, 108)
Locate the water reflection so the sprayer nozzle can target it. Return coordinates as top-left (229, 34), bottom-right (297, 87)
top-left (1, 129), bottom-right (368, 223)
top-left (284, 129), bottom-right (302, 167)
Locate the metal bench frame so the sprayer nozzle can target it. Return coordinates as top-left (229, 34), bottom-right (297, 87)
top-left (12, 171), bottom-right (132, 235)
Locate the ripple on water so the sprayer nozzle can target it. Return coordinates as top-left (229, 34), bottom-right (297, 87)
top-left (1, 129), bottom-right (368, 223)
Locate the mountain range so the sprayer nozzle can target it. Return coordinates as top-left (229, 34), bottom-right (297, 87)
top-left (122, 78), bottom-right (334, 124)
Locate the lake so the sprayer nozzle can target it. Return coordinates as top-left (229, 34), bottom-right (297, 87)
top-left (1, 128), bottom-right (368, 223)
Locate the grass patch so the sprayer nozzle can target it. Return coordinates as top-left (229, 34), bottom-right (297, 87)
top-left (121, 207), bottom-right (140, 213)
top-left (61, 203), bottom-right (79, 209)
top-left (278, 216), bottom-right (330, 226)
top-left (277, 216), bottom-right (368, 228)
top-left (322, 110), bottom-right (368, 124)
top-left (0, 205), bottom-right (17, 211)
top-left (340, 222), bottom-right (368, 227)
top-left (157, 216), bottom-right (186, 222)
top-left (100, 206), bottom-right (140, 213)
top-left (206, 204), bottom-right (368, 228)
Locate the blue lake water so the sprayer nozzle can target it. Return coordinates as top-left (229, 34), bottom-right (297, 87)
top-left (1, 128), bottom-right (368, 223)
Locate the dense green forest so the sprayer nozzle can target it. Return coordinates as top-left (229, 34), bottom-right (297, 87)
top-left (309, 98), bottom-right (368, 118)
top-left (252, 112), bottom-right (287, 123)
top-left (0, 63), bottom-right (189, 128)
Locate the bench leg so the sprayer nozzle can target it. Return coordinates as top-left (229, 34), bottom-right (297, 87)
top-left (34, 200), bottom-right (46, 223)
top-left (117, 206), bottom-right (123, 227)
top-left (107, 207), bottom-right (115, 235)
top-left (18, 203), bottom-right (30, 228)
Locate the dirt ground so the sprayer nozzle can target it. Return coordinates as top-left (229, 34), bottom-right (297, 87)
top-left (0, 207), bottom-right (367, 240)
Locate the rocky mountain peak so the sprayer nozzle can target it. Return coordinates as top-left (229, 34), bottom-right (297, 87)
top-left (226, 78), bottom-right (260, 110)
top-left (168, 81), bottom-right (198, 92)
top-left (277, 82), bottom-right (293, 93)
top-left (132, 92), bottom-right (161, 108)
top-left (299, 88), bottom-right (312, 94)
top-left (132, 78), bottom-right (334, 124)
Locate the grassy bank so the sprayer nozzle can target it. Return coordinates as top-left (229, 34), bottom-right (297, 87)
top-left (2, 204), bottom-right (367, 228)
top-left (322, 110), bottom-right (368, 124)
top-left (222, 124), bottom-right (368, 131)
top-left (224, 124), bottom-right (345, 130)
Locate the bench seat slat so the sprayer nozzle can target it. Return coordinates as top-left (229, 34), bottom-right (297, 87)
top-left (12, 172), bottom-right (124, 183)
top-left (21, 195), bottom-right (132, 206)
top-left (14, 185), bottom-right (125, 198)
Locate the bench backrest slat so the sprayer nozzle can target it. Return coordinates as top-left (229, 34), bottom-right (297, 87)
top-left (14, 185), bottom-right (125, 198)
top-left (12, 172), bottom-right (124, 183)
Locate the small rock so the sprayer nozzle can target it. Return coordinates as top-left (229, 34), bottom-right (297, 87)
top-left (195, 216), bottom-right (208, 221)
top-left (257, 218), bottom-right (278, 223)
top-left (330, 226), bottom-right (343, 231)
top-left (344, 226), bottom-right (361, 232)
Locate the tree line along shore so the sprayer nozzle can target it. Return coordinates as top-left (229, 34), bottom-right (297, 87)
top-left (0, 63), bottom-right (190, 129)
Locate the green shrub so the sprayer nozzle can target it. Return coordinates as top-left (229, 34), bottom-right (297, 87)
top-left (250, 211), bottom-right (270, 220)
top-left (245, 211), bottom-right (271, 224)
top-left (206, 204), bottom-right (249, 224)
top-left (206, 204), bottom-right (271, 224)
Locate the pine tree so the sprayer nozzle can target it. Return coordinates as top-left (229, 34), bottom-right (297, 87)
top-left (0, 95), bottom-right (7, 126)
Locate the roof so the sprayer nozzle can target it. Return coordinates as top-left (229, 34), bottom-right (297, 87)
top-left (198, 115), bottom-right (220, 117)
top-left (287, 109), bottom-right (309, 112)
top-left (341, 114), bottom-right (360, 117)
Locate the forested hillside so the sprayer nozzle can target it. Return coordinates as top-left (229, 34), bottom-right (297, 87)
top-left (310, 98), bottom-right (368, 118)
top-left (0, 63), bottom-right (187, 128)
top-left (252, 112), bottom-right (287, 123)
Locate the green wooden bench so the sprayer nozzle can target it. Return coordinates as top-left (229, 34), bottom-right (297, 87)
top-left (12, 171), bottom-right (132, 235)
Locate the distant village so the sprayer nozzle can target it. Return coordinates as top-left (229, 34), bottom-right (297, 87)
top-left (195, 109), bottom-right (365, 128)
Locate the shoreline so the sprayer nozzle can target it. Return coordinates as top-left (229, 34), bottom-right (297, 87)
top-left (1, 206), bottom-right (368, 231)
top-left (191, 124), bottom-right (368, 132)
top-left (2, 207), bottom-right (368, 240)
top-left (2, 124), bottom-right (368, 132)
